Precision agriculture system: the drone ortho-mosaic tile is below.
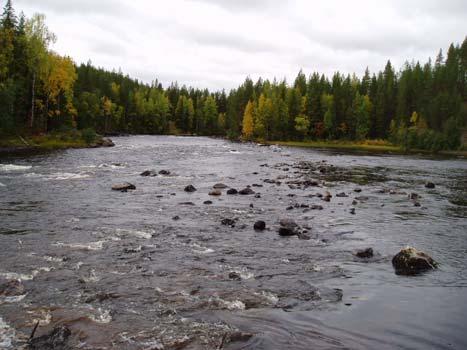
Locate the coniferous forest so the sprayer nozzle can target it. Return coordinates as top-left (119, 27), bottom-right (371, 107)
top-left (1, 1), bottom-right (466, 151)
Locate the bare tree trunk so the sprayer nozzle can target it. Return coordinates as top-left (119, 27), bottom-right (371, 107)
top-left (30, 73), bottom-right (35, 129)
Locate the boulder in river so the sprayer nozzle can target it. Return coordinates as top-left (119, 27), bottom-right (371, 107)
top-left (140, 170), bottom-right (157, 177)
top-left (336, 192), bottom-right (348, 198)
top-left (111, 182), bottom-right (136, 191)
top-left (29, 326), bottom-right (72, 350)
top-left (159, 170), bottom-right (171, 175)
top-left (204, 200), bottom-right (213, 205)
top-left (239, 188), bottom-right (255, 195)
top-left (221, 218), bottom-right (236, 227)
top-left (213, 183), bottom-right (228, 189)
top-left (278, 219), bottom-right (299, 236)
top-left (209, 189), bottom-right (222, 196)
top-left (425, 182), bottom-right (436, 189)
top-left (184, 185), bottom-right (197, 192)
top-left (227, 188), bottom-right (238, 195)
top-left (0, 279), bottom-right (24, 296)
top-left (392, 247), bottom-right (438, 275)
top-left (355, 248), bottom-right (374, 258)
top-left (254, 221), bottom-right (266, 231)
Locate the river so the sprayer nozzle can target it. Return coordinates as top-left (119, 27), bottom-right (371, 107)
top-left (1, 135), bottom-right (466, 349)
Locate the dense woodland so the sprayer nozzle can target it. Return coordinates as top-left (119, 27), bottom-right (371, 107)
top-left (1, 1), bottom-right (466, 150)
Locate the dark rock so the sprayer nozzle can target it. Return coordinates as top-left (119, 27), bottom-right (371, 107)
top-left (179, 202), bottom-right (195, 206)
top-left (310, 205), bottom-right (323, 210)
top-left (349, 208), bottom-right (356, 215)
top-left (252, 184), bottom-right (263, 187)
top-left (355, 196), bottom-right (369, 201)
top-left (392, 247), bottom-right (438, 275)
top-left (354, 188), bottom-right (362, 193)
top-left (303, 180), bottom-right (319, 187)
top-left (203, 200), bottom-right (213, 205)
top-left (254, 193), bottom-right (261, 198)
top-left (209, 189), bottom-right (222, 196)
top-left (172, 215), bottom-right (180, 221)
top-left (286, 206), bottom-right (294, 211)
top-left (112, 182), bottom-right (136, 191)
top-left (414, 202), bottom-right (421, 207)
top-left (425, 182), bottom-right (436, 189)
top-left (100, 138), bottom-right (115, 147)
top-left (140, 170), bottom-right (157, 177)
top-left (297, 232), bottom-right (311, 240)
top-left (227, 188), bottom-right (238, 195)
top-left (228, 272), bottom-right (241, 280)
top-left (221, 218), bottom-right (236, 227)
top-left (409, 193), bottom-right (419, 200)
top-left (278, 219), bottom-right (299, 236)
top-left (213, 183), bottom-right (228, 189)
top-left (0, 280), bottom-right (24, 296)
top-left (159, 170), bottom-right (171, 175)
top-left (29, 326), bottom-right (72, 350)
top-left (355, 248), bottom-right (374, 258)
top-left (336, 192), bottom-right (348, 198)
top-left (239, 188), bottom-right (255, 195)
top-left (249, 203), bottom-right (254, 208)
top-left (184, 185), bottom-right (197, 192)
top-left (229, 332), bottom-right (253, 343)
top-left (352, 200), bottom-right (358, 205)
top-left (253, 221), bottom-right (266, 231)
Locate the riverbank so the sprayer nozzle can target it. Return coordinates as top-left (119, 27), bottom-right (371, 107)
top-left (268, 140), bottom-right (467, 157)
top-left (0, 133), bottom-right (114, 154)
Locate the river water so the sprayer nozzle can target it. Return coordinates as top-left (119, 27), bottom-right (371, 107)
top-left (0, 135), bottom-right (466, 349)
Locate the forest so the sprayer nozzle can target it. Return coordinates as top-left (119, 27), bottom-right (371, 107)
top-left (1, 0), bottom-right (466, 151)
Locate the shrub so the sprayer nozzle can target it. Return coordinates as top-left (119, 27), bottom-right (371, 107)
top-left (81, 128), bottom-right (97, 144)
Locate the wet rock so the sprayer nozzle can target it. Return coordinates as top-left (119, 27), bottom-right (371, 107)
top-left (392, 247), bottom-right (438, 275)
top-left (253, 221), bottom-right (266, 231)
top-left (252, 184), bottom-right (263, 187)
top-left (229, 332), bottom-right (254, 343)
top-left (286, 206), bottom-right (294, 211)
top-left (85, 292), bottom-right (120, 303)
top-left (249, 203), bottom-right (254, 208)
top-left (354, 188), bottom-right (362, 193)
top-left (425, 182), bottom-right (436, 189)
top-left (203, 200), bottom-right (213, 205)
top-left (355, 196), bottom-right (369, 201)
top-left (352, 200), bottom-right (358, 205)
top-left (414, 202), bottom-right (421, 207)
top-left (254, 193), bottom-right (261, 198)
top-left (227, 188), bottom-right (238, 195)
top-left (349, 208), bottom-right (356, 215)
top-left (172, 215), bottom-right (180, 221)
top-left (297, 231), bottom-right (311, 240)
top-left (213, 183), bottom-right (228, 189)
top-left (239, 188), bottom-right (255, 195)
top-left (355, 248), bottom-right (374, 258)
top-left (221, 218), bottom-right (236, 227)
top-left (184, 185), bottom-right (197, 192)
top-left (179, 202), bottom-right (195, 206)
top-left (29, 326), bottom-right (72, 350)
top-left (159, 170), bottom-right (171, 175)
top-left (0, 279), bottom-right (24, 296)
top-left (310, 205), bottom-right (324, 210)
top-left (278, 219), bottom-right (299, 236)
top-left (111, 182), bottom-right (136, 191)
top-left (336, 192), bottom-right (348, 198)
top-left (409, 193), bottom-right (419, 200)
top-left (209, 189), bottom-right (222, 196)
top-left (228, 272), bottom-right (242, 281)
top-left (140, 170), bottom-right (157, 177)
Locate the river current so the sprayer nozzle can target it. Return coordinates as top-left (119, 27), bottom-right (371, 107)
top-left (0, 136), bottom-right (466, 349)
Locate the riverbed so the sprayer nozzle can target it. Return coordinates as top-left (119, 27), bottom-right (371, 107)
top-left (1, 135), bottom-right (466, 349)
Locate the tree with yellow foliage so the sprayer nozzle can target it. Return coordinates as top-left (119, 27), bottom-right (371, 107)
top-left (242, 101), bottom-right (254, 140)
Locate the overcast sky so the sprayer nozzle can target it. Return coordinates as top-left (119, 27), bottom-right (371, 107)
top-left (13, 0), bottom-right (467, 91)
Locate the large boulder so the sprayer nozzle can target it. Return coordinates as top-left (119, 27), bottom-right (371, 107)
top-left (392, 247), bottom-right (438, 275)
top-left (227, 188), bottom-right (238, 195)
top-left (101, 138), bottom-right (115, 147)
top-left (239, 188), bottom-right (255, 195)
top-left (253, 221), bottom-right (266, 231)
top-left (111, 182), bottom-right (136, 191)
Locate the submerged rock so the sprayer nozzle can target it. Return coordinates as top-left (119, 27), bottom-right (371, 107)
top-left (221, 218), bottom-right (236, 227)
top-left (253, 221), bottom-right (266, 231)
top-left (184, 185), bottom-right (197, 193)
top-left (355, 248), bottom-right (374, 258)
top-left (111, 182), bottom-right (136, 191)
top-left (0, 279), bottom-right (24, 296)
top-left (29, 326), bottom-right (72, 350)
top-left (239, 188), bottom-right (255, 195)
top-left (392, 247), bottom-right (438, 275)
top-left (213, 183), bottom-right (228, 189)
top-left (140, 170), bottom-right (157, 177)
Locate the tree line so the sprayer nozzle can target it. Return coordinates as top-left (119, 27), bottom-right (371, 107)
top-left (1, 1), bottom-right (466, 150)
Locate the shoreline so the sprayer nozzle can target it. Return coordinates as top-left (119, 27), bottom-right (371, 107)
top-left (267, 140), bottom-right (467, 158)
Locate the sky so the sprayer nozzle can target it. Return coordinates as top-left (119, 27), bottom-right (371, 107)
top-left (12, 0), bottom-right (467, 91)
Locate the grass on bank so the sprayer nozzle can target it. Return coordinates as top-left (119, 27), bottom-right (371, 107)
top-left (0, 129), bottom-right (98, 150)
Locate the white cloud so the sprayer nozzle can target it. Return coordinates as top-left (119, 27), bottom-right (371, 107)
top-left (14, 0), bottom-right (467, 90)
